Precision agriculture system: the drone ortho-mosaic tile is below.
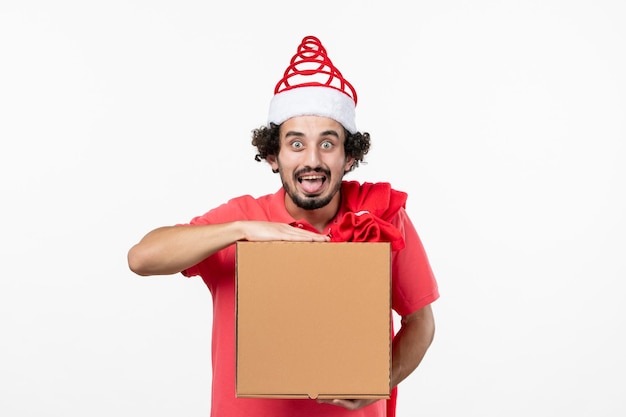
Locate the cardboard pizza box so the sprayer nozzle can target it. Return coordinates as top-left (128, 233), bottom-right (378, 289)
top-left (235, 241), bottom-right (391, 399)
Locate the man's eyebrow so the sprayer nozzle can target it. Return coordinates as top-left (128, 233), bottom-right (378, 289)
top-left (283, 130), bottom-right (340, 139)
top-left (320, 130), bottom-right (340, 138)
top-left (284, 130), bottom-right (304, 138)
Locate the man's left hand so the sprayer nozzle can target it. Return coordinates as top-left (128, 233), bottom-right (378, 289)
top-left (316, 398), bottom-right (379, 410)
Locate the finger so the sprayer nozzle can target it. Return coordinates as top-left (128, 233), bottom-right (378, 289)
top-left (325, 399), bottom-right (359, 410)
top-left (281, 227), bottom-right (330, 241)
top-left (331, 399), bottom-right (349, 407)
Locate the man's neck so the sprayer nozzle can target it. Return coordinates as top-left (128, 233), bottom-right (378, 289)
top-left (284, 193), bottom-right (342, 233)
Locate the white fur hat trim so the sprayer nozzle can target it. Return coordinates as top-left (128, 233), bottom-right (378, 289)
top-left (267, 86), bottom-right (357, 134)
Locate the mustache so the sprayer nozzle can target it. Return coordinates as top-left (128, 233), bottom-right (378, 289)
top-left (294, 167), bottom-right (331, 178)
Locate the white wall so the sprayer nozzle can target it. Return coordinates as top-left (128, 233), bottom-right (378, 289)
top-left (1, 1), bottom-right (624, 416)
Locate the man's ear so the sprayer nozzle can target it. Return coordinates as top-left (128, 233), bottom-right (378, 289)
top-left (267, 154), bottom-right (279, 173)
top-left (344, 157), bottom-right (355, 173)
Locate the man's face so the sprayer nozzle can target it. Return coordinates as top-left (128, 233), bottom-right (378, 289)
top-left (269, 116), bottom-right (354, 211)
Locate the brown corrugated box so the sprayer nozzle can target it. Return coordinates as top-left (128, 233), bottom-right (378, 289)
top-left (235, 241), bottom-right (391, 400)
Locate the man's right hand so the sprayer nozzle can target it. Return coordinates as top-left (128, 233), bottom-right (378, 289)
top-left (128, 221), bottom-right (328, 276)
top-left (239, 221), bottom-right (329, 242)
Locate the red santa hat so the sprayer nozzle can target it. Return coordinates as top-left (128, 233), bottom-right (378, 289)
top-left (267, 36), bottom-right (358, 133)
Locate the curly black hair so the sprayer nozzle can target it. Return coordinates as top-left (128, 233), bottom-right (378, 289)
top-left (251, 123), bottom-right (371, 171)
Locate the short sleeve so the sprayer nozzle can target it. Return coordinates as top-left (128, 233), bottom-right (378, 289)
top-left (390, 208), bottom-right (439, 316)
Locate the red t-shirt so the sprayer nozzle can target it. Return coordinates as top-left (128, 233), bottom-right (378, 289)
top-left (182, 184), bottom-right (439, 417)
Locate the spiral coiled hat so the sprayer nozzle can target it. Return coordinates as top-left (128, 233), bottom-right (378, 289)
top-left (267, 36), bottom-right (358, 133)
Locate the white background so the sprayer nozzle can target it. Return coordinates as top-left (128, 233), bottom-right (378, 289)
top-left (1, 1), bottom-right (624, 416)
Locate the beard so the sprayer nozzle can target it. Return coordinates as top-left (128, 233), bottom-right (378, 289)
top-left (284, 182), bottom-right (340, 210)
top-left (280, 167), bottom-right (343, 210)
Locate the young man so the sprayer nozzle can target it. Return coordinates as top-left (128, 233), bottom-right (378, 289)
top-left (128, 36), bottom-right (439, 417)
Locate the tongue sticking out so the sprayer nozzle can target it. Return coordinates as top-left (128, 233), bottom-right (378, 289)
top-left (300, 177), bottom-right (325, 194)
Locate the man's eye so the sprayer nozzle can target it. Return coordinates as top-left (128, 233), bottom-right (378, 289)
top-left (291, 141), bottom-right (303, 149)
top-left (321, 141), bottom-right (333, 150)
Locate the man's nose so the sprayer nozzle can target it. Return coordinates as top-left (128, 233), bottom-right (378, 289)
top-left (304, 146), bottom-right (322, 166)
